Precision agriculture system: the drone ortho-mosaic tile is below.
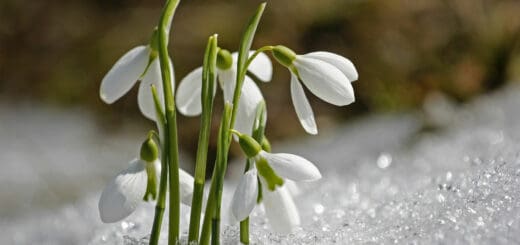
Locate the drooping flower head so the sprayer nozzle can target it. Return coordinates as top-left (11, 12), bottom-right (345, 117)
top-left (98, 137), bottom-right (193, 223)
top-left (99, 29), bottom-right (174, 121)
top-left (175, 49), bottom-right (272, 135)
top-left (230, 131), bottom-right (321, 233)
top-left (271, 45), bottom-right (358, 135)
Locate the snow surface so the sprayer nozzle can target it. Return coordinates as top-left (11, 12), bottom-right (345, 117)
top-left (2, 85), bottom-right (520, 244)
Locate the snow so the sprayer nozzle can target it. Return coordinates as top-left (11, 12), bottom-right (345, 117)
top-left (2, 85), bottom-right (520, 244)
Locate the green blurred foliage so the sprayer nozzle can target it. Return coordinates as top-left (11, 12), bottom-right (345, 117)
top-left (1, 0), bottom-right (519, 151)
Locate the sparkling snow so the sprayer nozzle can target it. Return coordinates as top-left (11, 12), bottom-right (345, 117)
top-left (2, 85), bottom-right (520, 244)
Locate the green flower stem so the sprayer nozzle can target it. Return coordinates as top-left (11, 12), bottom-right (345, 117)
top-left (239, 158), bottom-right (253, 245)
top-left (155, 0), bottom-right (182, 244)
top-left (200, 3), bottom-right (267, 244)
top-left (211, 103), bottom-right (232, 245)
top-left (199, 103), bottom-right (232, 245)
top-left (150, 132), bottom-right (169, 245)
top-left (240, 218), bottom-right (250, 244)
top-left (188, 34), bottom-right (219, 242)
top-left (199, 167), bottom-right (217, 245)
top-left (245, 45), bottom-right (273, 70)
top-left (149, 86), bottom-right (167, 245)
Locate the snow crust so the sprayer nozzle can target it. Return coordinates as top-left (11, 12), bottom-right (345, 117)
top-left (3, 85), bottom-right (520, 244)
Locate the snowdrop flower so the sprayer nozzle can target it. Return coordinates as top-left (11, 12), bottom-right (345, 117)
top-left (99, 33), bottom-right (174, 121)
top-left (98, 138), bottom-right (194, 223)
top-left (230, 132), bottom-right (321, 233)
top-left (272, 45), bottom-right (358, 135)
top-left (176, 49), bottom-right (272, 135)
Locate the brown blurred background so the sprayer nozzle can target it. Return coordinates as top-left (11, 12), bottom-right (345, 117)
top-left (1, 0), bottom-right (520, 159)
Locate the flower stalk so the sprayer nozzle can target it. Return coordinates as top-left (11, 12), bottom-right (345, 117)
top-left (149, 85), bottom-right (168, 245)
top-left (153, 0), bottom-right (182, 244)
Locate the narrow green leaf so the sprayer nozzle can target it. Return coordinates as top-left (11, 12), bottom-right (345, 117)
top-left (237, 2), bottom-right (266, 78)
top-left (230, 2), bottom-right (267, 130)
top-left (188, 34), bottom-right (218, 242)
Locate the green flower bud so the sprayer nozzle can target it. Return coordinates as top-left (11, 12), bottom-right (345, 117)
top-left (237, 132), bottom-right (262, 158)
top-left (272, 45), bottom-right (296, 68)
top-left (256, 157), bottom-right (284, 191)
top-left (140, 138), bottom-right (159, 162)
top-left (217, 49), bottom-right (233, 70)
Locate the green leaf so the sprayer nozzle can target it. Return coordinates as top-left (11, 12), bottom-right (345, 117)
top-left (202, 34), bottom-right (218, 110)
top-left (237, 3), bottom-right (266, 81)
top-left (230, 2), bottom-right (267, 129)
top-left (188, 34), bottom-right (218, 242)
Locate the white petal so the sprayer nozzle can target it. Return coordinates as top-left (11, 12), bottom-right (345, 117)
top-left (231, 169), bottom-right (259, 221)
top-left (98, 159), bottom-right (147, 223)
top-left (179, 168), bottom-right (194, 206)
top-left (219, 68), bottom-right (237, 103)
top-left (294, 57), bottom-right (355, 106)
top-left (151, 159), bottom-right (193, 206)
top-left (138, 58), bottom-right (176, 121)
top-left (100, 46), bottom-right (150, 104)
top-left (284, 180), bottom-right (302, 196)
top-left (152, 159), bottom-right (162, 181)
top-left (290, 74), bottom-right (317, 135)
top-left (138, 60), bottom-right (172, 121)
top-left (303, 51), bottom-right (358, 82)
top-left (138, 59), bottom-right (161, 120)
top-left (231, 51), bottom-right (273, 82)
top-left (262, 185), bottom-right (300, 234)
top-left (259, 151), bottom-right (321, 181)
top-left (234, 77), bottom-right (265, 135)
top-left (176, 67), bottom-right (203, 116)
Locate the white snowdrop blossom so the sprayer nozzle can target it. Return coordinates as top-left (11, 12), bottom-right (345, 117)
top-left (98, 158), bottom-right (194, 223)
top-left (99, 45), bottom-right (174, 121)
top-left (272, 46), bottom-right (358, 135)
top-left (230, 133), bottom-right (321, 233)
top-left (176, 50), bottom-right (272, 135)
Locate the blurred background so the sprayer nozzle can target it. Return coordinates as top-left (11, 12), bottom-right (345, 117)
top-left (1, 0), bottom-right (520, 222)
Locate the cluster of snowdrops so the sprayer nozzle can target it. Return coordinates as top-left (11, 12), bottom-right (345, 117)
top-left (97, 1), bottom-right (358, 244)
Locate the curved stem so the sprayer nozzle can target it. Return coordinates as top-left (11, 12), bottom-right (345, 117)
top-left (244, 45), bottom-right (273, 71)
top-left (151, 0), bottom-right (182, 244)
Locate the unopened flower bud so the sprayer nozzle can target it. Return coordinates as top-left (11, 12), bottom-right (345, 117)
top-left (217, 49), bottom-right (233, 70)
top-left (140, 138), bottom-right (159, 162)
